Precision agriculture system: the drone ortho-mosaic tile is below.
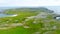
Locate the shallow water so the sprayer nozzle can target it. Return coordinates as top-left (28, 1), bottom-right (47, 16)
top-left (0, 14), bottom-right (14, 18)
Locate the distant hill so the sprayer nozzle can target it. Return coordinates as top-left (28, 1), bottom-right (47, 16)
top-left (7, 7), bottom-right (54, 12)
top-left (2, 7), bottom-right (54, 14)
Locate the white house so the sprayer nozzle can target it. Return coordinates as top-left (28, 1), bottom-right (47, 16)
top-left (54, 16), bottom-right (60, 19)
top-left (56, 17), bottom-right (60, 19)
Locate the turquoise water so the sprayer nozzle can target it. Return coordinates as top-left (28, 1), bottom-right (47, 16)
top-left (0, 14), bottom-right (13, 18)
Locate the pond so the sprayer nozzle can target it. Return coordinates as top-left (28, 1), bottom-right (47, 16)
top-left (0, 14), bottom-right (17, 18)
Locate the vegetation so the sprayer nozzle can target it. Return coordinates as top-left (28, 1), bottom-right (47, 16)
top-left (0, 7), bottom-right (60, 34)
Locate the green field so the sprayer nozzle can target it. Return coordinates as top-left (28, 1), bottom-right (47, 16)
top-left (0, 8), bottom-right (60, 34)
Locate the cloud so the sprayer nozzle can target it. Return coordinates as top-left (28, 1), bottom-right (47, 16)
top-left (0, 0), bottom-right (60, 7)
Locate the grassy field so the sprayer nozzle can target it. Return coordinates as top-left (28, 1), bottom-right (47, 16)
top-left (0, 8), bottom-right (60, 34)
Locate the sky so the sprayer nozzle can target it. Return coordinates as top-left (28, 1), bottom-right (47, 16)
top-left (0, 0), bottom-right (60, 7)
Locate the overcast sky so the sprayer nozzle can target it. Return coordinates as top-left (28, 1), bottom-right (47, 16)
top-left (0, 0), bottom-right (60, 7)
